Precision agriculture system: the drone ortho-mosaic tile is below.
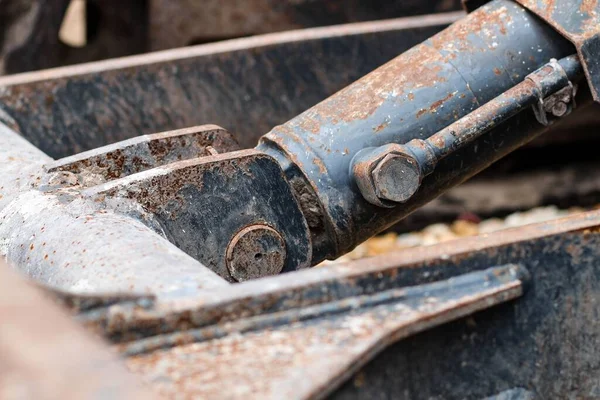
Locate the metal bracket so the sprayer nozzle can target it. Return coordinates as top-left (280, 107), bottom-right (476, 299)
top-left (527, 58), bottom-right (578, 126)
top-left (532, 83), bottom-right (577, 126)
top-left (464, 0), bottom-right (600, 103)
top-left (83, 149), bottom-right (312, 282)
top-left (514, 0), bottom-right (600, 103)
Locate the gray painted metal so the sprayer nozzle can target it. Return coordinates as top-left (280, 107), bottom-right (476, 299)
top-left (258, 0), bottom-right (577, 263)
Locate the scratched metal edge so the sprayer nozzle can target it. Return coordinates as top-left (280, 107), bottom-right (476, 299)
top-left (121, 266), bottom-right (524, 400)
top-left (311, 278), bottom-right (523, 400)
top-left (0, 12), bottom-right (464, 87)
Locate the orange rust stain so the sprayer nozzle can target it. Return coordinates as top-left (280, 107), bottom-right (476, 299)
top-left (312, 158), bottom-right (327, 174)
top-left (430, 4), bottom-right (511, 52)
top-left (292, 44), bottom-right (444, 131)
top-left (493, 68), bottom-right (502, 76)
top-left (408, 93), bottom-right (415, 101)
top-left (416, 109), bottom-right (427, 119)
top-left (580, 0), bottom-right (598, 16)
top-left (299, 116), bottom-right (321, 134)
top-left (428, 92), bottom-right (455, 114)
top-left (519, 0), bottom-right (557, 20)
top-left (373, 120), bottom-right (390, 133)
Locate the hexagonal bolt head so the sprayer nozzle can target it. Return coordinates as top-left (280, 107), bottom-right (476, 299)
top-left (371, 153), bottom-right (422, 203)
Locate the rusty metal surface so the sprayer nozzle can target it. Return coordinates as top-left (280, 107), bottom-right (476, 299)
top-left (378, 54), bottom-right (583, 204)
top-left (123, 265), bottom-right (524, 399)
top-left (47, 124), bottom-right (240, 186)
top-left (84, 149), bottom-right (311, 280)
top-left (53, 209), bottom-right (600, 399)
top-left (77, 209), bottom-right (600, 342)
top-left (330, 210), bottom-right (600, 398)
top-left (149, 0), bottom-right (463, 51)
top-left (93, 208), bottom-right (600, 399)
top-left (258, 0), bottom-right (578, 263)
top-left (0, 259), bottom-right (154, 399)
top-left (226, 224), bottom-right (287, 281)
top-left (0, 122), bottom-right (229, 298)
top-left (0, 13), bottom-right (462, 158)
top-left (515, 0), bottom-right (600, 102)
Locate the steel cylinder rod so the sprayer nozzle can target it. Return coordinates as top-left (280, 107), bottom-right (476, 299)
top-left (257, 0), bottom-right (580, 263)
top-left (350, 55), bottom-right (584, 205)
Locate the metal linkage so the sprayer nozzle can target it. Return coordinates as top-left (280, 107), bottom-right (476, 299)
top-left (0, 13), bottom-right (464, 295)
top-left (46, 125), bottom-right (240, 185)
top-left (258, 0), bottom-right (579, 263)
top-left (352, 55), bottom-right (583, 206)
top-left (466, 0), bottom-right (600, 102)
top-left (84, 149), bottom-right (312, 281)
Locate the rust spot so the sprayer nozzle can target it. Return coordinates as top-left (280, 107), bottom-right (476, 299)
top-left (493, 68), bottom-right (502, 76)
top-left (428, 92), bottom-right (455, 114)
top-left (416, 109), bottom-right (427, 119)
top-left (580, 0), bottom-right (598, 15)
top-left (287, 43), bottom-right (446, 131)
top-left (408, 93), bottom-right (415, 101)
top-left (313, 158), bottom-right (327, 174)
top-left (373, 120), bottom-right (390, 133)
top-left (436, 4), bottom-right (513, 55)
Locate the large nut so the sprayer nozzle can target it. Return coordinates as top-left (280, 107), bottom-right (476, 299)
top-left (372, 153), bottom-right (422, 203)
top-left (351, 144), bottom-right (423, 207)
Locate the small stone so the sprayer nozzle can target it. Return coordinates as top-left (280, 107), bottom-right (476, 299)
top-left (479, 218), bottom-right (506, 233)
top-left (451, 220), bottom-right (479, 237)
top-left (421, 223), bottom-right (456, 245)
top-left (366, 233), bottom-right (398, 256)
top-left (395, 233), bottom-right (422, 249)
top-left (504, 206), bottom-right (567, 227)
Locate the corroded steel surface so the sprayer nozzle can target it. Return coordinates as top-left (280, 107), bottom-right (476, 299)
top-left (123, 265), bottom-right (525, 399)
top-left (0, 122), bottom-right (228, 298)
top-left (377, 55), bottom-right (584, 204)
top-left (47, 124), bottom-right (240, 185)
top-left (77, 209), bottom-right (600, 344)
top-left (332, 210), bottom-right (600, 398)
top-left (226, 224), bottom-right (287, 281)
top-left (258, 0), bottom-right (577, 263)
top-left (515, 0), bottom-right (600, 102)
top-left (67, 209), bottom-right (600, 399)
top-left (84, 149), bottom-right (311, 280)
